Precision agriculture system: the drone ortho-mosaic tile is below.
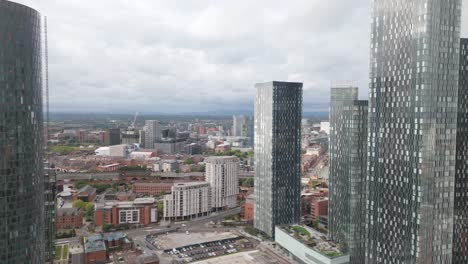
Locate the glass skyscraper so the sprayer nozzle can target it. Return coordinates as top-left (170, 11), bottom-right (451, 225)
top-left (254, 81), bottom-right (302, 238)
top-left (0, 1), bottom-right (45, 263)
top-left (329, 85), bottom-right (367, 264)
top-left (367, 0), bottom-right (461, 263)
top-left (454, 38), bottom-right (468, 264)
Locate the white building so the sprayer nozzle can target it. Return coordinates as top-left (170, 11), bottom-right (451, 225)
top-left (320, 122), bottom-right (330, 135)
top-left (163, 182), bottom-right (211, 221)
top-left (205, 156), bottom-right (239, 209)
top-left (95, 147), bottom-right (110, 156)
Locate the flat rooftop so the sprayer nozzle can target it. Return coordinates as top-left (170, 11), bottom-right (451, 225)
top-left (155, 231), bottom-right (238, 250)
top-left (192, 250), bottom-right (282, 264)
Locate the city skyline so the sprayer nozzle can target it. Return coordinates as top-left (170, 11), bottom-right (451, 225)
top-left (14, 0), bottom-right (468, 114)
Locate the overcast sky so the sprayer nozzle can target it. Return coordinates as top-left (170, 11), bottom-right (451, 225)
top-left (12, 0), bottom-right (468, 114)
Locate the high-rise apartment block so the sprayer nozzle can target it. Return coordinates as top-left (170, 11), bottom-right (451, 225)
top-left (454, 38), bottom-right (468, 263)
top-left (0, 1), bottom-right (45, 262)
top-left (254, 81), bottom-right (302, 238)
top-left (144, 120), bottom-right (161, 149)
top-left (205, 156), bottom-right (240, 210)
top-left (328, 85), bottom-right (367, 263)
top-left (163, 182), bottom-right (212, 221)
top-left (366, 0), bottom-right (461, 262)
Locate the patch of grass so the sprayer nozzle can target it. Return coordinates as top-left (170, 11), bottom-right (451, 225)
top-left (55, 245), bottom-right (62, 260)
top-left (49, 145), bottom-right (77, 155)
top-left (292, 226), bottom-right (310, 237)
top-left (62, 244), bottom-right (68, 259)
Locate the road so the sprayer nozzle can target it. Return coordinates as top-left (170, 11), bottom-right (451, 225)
top-left (57, 171), bottom-right (254, 181)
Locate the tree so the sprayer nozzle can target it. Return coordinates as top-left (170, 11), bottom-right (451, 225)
top-left (183, 157), bottom-right (194, 165)
top-left (72, 199), bottom-right (86, 210)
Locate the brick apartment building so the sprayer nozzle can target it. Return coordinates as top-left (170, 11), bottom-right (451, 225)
top-left (132, 182), bottom-right (174, 196)
top-left (94, 198), bottom-right (158, 227)
top-left (311, 198), bottom-right (328, 222)
top-left (56, 208), bottom-right (83, 229)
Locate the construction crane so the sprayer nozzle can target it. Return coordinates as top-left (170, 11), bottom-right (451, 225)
top-left (130, 112), bottom-right (139, 130)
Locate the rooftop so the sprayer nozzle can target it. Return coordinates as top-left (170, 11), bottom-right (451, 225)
top-left (57, 208), bottom-right (81, 217)
top-left (77, 185), bottom-right (96, 196)
top-left (103, 231), bottom-right (125, 241)
top-left (84, 234), bottom-right (106, 253)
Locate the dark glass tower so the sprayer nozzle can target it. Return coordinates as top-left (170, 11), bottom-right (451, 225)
top-left (254, 81), bottom-right (302, 238)
top-left (367, 0), bottom-right (461, 263)
top-left (328, 85), bottom-right (367, 264)
top-left (454, 38), bottom-right (468, 264)
top-left (0, 1), bottom-right (45, 263)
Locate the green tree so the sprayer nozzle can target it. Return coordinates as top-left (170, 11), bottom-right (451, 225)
top-left (72, 199), bottom-right (86, 210)
top-left (183, 157), bottom-right (194, 165)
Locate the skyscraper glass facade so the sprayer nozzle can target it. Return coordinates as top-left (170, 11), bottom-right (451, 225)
top-left (454, 38), bottom-right (468, 264)
top-left (367, 0), bottom-right (462, 263)
top-left (254, 81), bottom-right (302, 238)
top-left (0, 1), bottom-right (45, 263)
top-left (329, 86), bottom-right (367, 264)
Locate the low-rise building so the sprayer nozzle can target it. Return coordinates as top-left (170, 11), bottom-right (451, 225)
top-left (84, 234), bottom-right (107, 264)
top-left (75, 185), bottom-right (97, 202)
top-left (96, 163), bottom-right (121, 172)
top-left (103, 232), bottom-right (132, 251)
top-left (56, 208), bottom-right (83, 229)
top-left (163, 182), bottom-right (211, 221)
top-left (275, 225), bottom-right (349, 264)
top-left (94, 198), bottom-right (158, 227)
top-left (132, 182), bottom-right (174, 196)
top-left (69, 242), bottom-right (85, 264)
top-left (130, 151), bottom-right (157, 159)
top-left (215, 143), bottom-right (231, 153)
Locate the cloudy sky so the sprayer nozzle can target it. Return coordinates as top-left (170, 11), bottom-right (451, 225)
top-left (13, 0), bottom-right (468, 114)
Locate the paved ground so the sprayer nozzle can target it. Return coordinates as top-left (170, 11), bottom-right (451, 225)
top-left (154, 231), bottom-right (238, 250)
top-left (191, 250), bottom-right (289, 264)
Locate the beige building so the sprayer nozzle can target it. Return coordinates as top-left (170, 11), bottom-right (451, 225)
top-left (205, 156), bottom-right (239, 210)
top-left (163, 182), bottom-right (211, 221)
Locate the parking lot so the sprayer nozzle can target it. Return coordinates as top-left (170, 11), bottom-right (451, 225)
top-left (165, 237), bottom-right (254, 263)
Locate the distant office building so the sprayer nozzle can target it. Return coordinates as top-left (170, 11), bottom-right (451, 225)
top-left (145, 120), bottom-right (161, 149)
top-left (107, 128), bottom-right (120, 145)
top-left (154, 141), bottom-right (185, 154)
top-left (121, 129), bottom-right (139, 145)
top-left (205, 156), bottom-right (240, 210)
top-left (163, 182), bottom-right (212, 221)
top-left (0, 1), bottom-right (46, 262)
top-left (185, 143), bottom-right (202, 155)
top-left (454, 38), bottom-right (468, 263)
top-left (233, 115), bottom-right (252, 145)
top-left (254, 81), bottom-right (303, 238)
top-left (328, 85), bottom-right (367, 263)
top-left (132, 182), bottom-right (174, 196)
top-left (139, 129), bottom-right (146, 148)
top-left (366, 0), bottom-right (461, 262)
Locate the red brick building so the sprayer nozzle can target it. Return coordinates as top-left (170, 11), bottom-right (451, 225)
top-left (84, 234), bottom-right (107, 264)
top-left (56, 208), bottom-right (83, 229)
top-left (103, 232), bottom-right (132, 251)
top-left (132, 182), bottom-right (174, 196)
top-left (75, 185), bottom-right (97, 202)
top-left (242, 195), bottom-right (254, 222)
top-left (94, 198), bottom-right (158, 227)
top-left (311, 198), bottom-right (328, 221)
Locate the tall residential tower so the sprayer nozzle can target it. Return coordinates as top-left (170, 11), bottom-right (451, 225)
top-left (328, 84), bottom-right (367, 264)
top-left (366, 0), bottom-right (462, 262)
top-left (0, 1), bottom-right (45, 262)
top-left (454, 38), bottom-right (468, 263)
top-left (254, 81), bottom-right (302, 238)
top-left (205, 156), bottom-right (240, 210)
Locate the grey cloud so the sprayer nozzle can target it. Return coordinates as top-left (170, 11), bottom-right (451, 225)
top-left (11, 0), bottom-right (468, 114)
